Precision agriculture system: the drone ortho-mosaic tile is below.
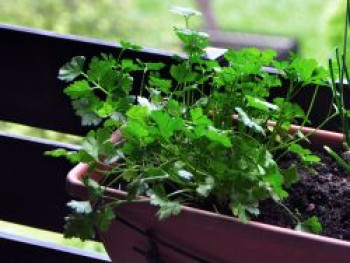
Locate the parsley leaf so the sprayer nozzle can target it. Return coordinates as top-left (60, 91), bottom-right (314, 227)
top-left (235, 107), bottom-right (265, 135)
top-left (67, 200), bottom-right (92, 214)
top-left (296, 216), bottom-right (322, 234)
top-left (150, 111), bottom-right (183, 140)
top-left (149, 193), bottom-right (181, 220)
top-left (58, 56), bottom-right (85, 82)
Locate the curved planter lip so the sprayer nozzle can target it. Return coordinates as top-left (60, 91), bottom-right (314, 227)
top-left (67, 164), bottom-right (350, 250)
top-left (66, 125), bottom-right (350, 261)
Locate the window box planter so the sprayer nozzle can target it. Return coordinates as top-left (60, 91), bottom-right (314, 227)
top-left (41, 6), bottom-right (350, 263)
top-left (66, 126), bottom-right (349, 263)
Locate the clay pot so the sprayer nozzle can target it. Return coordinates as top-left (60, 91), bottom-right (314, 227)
top-left (66, 127), bottom-right (349, 263)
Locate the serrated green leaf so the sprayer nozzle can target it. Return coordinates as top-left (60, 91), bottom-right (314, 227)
top-left (45, 148), bottom-right (70, 158)
top-left (72, 98), bottom-right (102, 126)
top-left (231, 203), bottom-right (249, 223)
top-left (246, 95), bottom-right (278, 112)
top-left (190, 107), bottom-right (212, 126)
top-left (296, 216), bottom-right (322, 234)
top-left (236, 107), bottom-right (265, 135)
top-left (144, 167), bottom-right (167, 178)
top-left (127, 179), bottom-right (149, 199)
top-left (59, 56), bottom-right (85, 82)
top-left (83, 177), bottom-right (104, 200)
top-left (45, 148), bottom-right (83, 164)
top-left (124, 120), bottom-right (150, 140)
top-left (145, 62), bottom-right (166, 71)
top-left (87, 56), bottom-right (117, 90)
top-left (64, 80), bottom-right (91, 99)
top-left (120, 40), bottom-right (142, 51)
top-left (149, 194), bottom-right (181, 220)
top-left (174, 28), bottom-right (209, 55)
top-left (273, 98), bottom-right (306, 120)
top-left (121, 169), bottom-right (137, 182)
top-left (170, 63), bottom-right (197, 84)
top-left (167, 99), bottom-right (182, 117)
top-left (149, 75), bottom-right (172, 93)
top-left (82, 132), bottom-right (100, 161)
top-left (289, 143), bottom-right (320, 164)
top-left (67, 200), bottom-right (92, 214)
top-left (282, 165), bottom-right (300, 188)
top-left (265, 169), bottom-right (288, 200)
top-left (150, 111), bottom-right (183, 140)
top-left (204, 129), bottom-right (232, 148)
top-left (64, 214), bottom-right (95, 241)
top-left (196, 176), bottom-right (214, 197)
top-left (126, 105), bottom-right (149, 124)
top-left (121, 59), bottom-right (142, 71)
top-left (95, 206), bottom-right (115, 231)
top-left (96, 101), bottom-right (114, 118)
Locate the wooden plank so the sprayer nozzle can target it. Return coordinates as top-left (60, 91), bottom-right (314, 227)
top-left (0, 132), bottom-right (78, 232)
top-left (0, 231), bottom-right (110, 263)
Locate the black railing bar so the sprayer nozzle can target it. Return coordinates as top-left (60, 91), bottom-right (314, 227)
top-left (116, 216), bottom-right (212, 263)
top-left (0, 23), bottom-right (178, 58)
top-left (0, 230), bottom-right (111, 262)
top-left (0, 131), bottom-right (81, 151)
top-left (0, 23), bottom-right (228, 62)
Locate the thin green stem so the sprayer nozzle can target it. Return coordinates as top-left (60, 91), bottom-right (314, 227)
top-left (324, 146), bottom-right (350, 173)
top-left (82, 72), bottom-right (109, 95)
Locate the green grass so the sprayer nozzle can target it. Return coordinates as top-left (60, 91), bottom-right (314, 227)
top-left (0, 220), bottom-right (106, 254)
top-left (0, 121), bottom-right (82, 144)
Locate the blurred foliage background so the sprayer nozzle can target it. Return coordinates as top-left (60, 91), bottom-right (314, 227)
top-left (0, 0), bottom-right (347, 64)
top-left (0, 0), bottom-right (348, 255)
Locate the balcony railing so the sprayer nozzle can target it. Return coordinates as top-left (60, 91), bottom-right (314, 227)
top-left (0, 24), bottom-right (178, 262)
top-left (0, 22), bottom-right (343, 262)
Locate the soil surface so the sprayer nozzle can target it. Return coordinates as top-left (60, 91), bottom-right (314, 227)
top-left (256, 151), bottom-right (350, 241)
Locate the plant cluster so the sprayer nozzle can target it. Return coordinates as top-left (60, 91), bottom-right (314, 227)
top-left (326, 0), bottom-right (350, 173)
top-left (48, 7), bottom-right (331, 240)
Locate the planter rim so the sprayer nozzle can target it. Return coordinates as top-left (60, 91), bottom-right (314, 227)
top-left (66, 125), bottom-right (350, 249)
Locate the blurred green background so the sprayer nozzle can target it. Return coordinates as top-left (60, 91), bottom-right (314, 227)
top-left (0, 0), bottom-right (347, 63)
top-left (0, 0), bottom-right (347, 256)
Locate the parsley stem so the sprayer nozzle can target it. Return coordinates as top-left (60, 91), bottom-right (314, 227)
top-left (140, 69), bottom-right (147, 97)
top-left (270, 112), bottom-right (338, 153)
top-left (276, 202), bottom-right (299, 225)
top-left (82, 73), bottom-right (109, 95)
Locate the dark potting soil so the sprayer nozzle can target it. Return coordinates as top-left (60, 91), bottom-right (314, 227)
top-left (256, 151), bottom-right (350, 241)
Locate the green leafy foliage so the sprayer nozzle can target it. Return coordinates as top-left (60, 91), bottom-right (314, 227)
top-left (64, 214), bottom-right (95, 241)
top-left (51, 6), bottom-right (332, 240)
top-left (45, 149), bottom-right (85, 164)
top-left (170, 63), bottom-right (197, 84)
top-left (64, 80), bottom-right (91, 99)
top-left (281, 165), bottom-right (300, 188)
top-left (67, 200), bottom-right (92, 214)
top-left (296, 216), bottom-right (322, 234)
top-left (149, 75), bottom-right (172, 93)
top-left (59, 56), bottom-right (85, 82)
top-left (235, 107), bottom-right (265, 135)
top-left (149, 193), bottom-right (181, 220)
top-left (289, 143), bottom-right (321, 164)
top-left (196, 176), bottom-right (215, 197)
top-left (150, 111), bottom-right (183, 140)
top-left (120, 40), bottom-right (142, 51)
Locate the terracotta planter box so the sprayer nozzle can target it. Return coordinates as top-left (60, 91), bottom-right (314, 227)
top-left (66, 127), bottom-right (350, 262)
